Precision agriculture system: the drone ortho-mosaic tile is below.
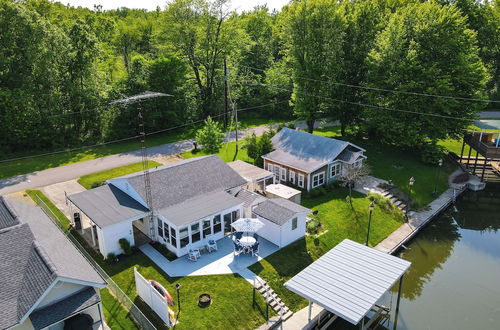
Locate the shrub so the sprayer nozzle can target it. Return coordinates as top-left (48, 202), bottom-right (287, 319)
top-left (119, 238), bottom-right (132, 255)
top-left (106, 253), bottom-right (117, 264)
top-left (195, 116), bottom-right (225, 153)
top-left (419, 143), bottom-right (446, 165)
top-left (306, 219), bottom-right (322, 235)
top-left (310, 187), bottom-right (327, 198)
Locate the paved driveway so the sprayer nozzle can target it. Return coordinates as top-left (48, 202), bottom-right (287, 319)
top-left (0, 120), bottom-right (336, 195)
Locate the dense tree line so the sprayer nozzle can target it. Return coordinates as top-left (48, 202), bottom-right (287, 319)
top-left (0, 0), bottom-right (498, 155)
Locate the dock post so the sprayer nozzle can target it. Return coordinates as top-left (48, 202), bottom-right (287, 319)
top-left (473, 151), bottom-right (479, 175)
top-left (308, 301), bottom-right (313, 322)
top-left (460, 137), bottom-right (465, 159)
top-left (393, 274), bottom-right (404, 330)
top-left (481, 157), bottom-right (487, 181)
top-left (466, 145), bottom-right (472, 169)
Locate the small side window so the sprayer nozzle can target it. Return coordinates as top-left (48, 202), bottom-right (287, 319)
top-left (291, 217), bottom-right (298, 230)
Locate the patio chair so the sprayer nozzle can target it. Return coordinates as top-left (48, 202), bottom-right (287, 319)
top-left (188, 248), bottom-right (201, 262)
top-left (251, 242), bottom-right (260, 256)
top-left (235, 232), bottom-right (243, 240)
top-left (233, 241), bottom-right (244, 256)
top-left (207, 239), bottom-right (217, 252)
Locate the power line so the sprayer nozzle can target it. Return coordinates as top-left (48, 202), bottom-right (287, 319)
top-left (239, 64), bottom-right (499, 104)
top-left (0, 100), bottom-right (288, 164)
top-left (248, 81), bottom-right (476, 122)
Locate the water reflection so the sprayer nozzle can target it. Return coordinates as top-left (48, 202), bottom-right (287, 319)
top-left (388, 184), bottom-right (500, 329)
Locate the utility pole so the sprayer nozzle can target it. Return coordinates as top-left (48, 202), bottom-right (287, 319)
top-left (223, 56), bottom-right (229, 128)
top-left (234, 102), bottom-right (239, 153)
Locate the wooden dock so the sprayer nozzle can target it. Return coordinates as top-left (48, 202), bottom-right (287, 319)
top-left (376, 185), bottom-right (467, 254)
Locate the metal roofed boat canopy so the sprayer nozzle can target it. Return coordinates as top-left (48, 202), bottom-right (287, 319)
top-left (284, 239), bottom-right (411, 326)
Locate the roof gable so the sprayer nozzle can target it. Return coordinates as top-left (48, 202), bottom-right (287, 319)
top-left (253, 198), bottom-right (310, 226)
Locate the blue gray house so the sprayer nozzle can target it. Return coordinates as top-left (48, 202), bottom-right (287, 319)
top-left (262, 128), bottom-right (366, 190)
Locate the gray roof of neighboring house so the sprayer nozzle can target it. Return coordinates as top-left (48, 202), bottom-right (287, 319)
top-left (30, 287), bottom-right (100, 329)
top-left (0, 198), bottom-right (106, 329)
top-left (0, 197), bottom-right (19, 229)
top-left (285, 239), bottom-right (411, 325)
top-left (122, 155), bottom-right (247, 211)
top-left (235, 189), bottom-right (267, 208)
top-left (262, 128), bottom-right (364, 173)
top-left (160, 190), bottom-right (243, 227)
top-left (252, 198), bottom-right (311, 226)
top-left (68, 184), bottom-right (149, 228)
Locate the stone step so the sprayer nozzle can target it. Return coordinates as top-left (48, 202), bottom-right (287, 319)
top-left (394, 200), bottom-right (402, 207)
top-left (390, 197), bottom-right (398, 203)
top-left (381, 190), bottom-right (391, 196)
top-left (282, 311), bottom-right (293, 321)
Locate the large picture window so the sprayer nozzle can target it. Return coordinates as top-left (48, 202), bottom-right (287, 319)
top-left (330, 163), bottom-right (341, 178)
top-left (179, 227), bottom-right (189, 248)
top-left (213, 215), bottom-right (222, 233)
top-left (191, 223), bottom-right (201, 243)
top-left (312, 172), bottom-right (325, 188)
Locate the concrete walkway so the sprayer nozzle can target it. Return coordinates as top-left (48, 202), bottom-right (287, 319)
top-left (479, 111), bottom-right (500, 119)
top-left (40, 180), bottom-right (86, 219)
top-left (0, 120), bottom-right (336, 195)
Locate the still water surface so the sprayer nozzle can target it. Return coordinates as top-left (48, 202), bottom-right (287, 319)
top-left (389, 184), bottom-right (500, 329)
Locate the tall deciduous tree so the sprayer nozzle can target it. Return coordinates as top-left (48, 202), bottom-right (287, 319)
top-left (280, 0), bottom-right (345, 133)
top-left (364, 2), bottom-right (488, 147)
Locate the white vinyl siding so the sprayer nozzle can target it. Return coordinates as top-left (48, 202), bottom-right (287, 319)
top-left (312, 172), bottom-right (325, 188)
top-left (298, 174), bottom-right (305, 188)
top-left (289, 170), bottom-right (296, 184)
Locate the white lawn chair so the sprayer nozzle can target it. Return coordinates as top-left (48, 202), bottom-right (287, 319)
top-left (207, 238), bottom-right (217, 252)
top-left (188, 247), bottom-right (201, 261)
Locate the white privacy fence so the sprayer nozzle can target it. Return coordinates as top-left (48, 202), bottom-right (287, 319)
top-left (134, 267), bottom-right (172, 327)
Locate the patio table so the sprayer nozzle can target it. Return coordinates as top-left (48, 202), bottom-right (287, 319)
top-left (239, 236), bottom-right (256, 247)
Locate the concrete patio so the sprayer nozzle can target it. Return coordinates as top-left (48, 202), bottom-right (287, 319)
top-left (139, 235), bottom-right (279, 277)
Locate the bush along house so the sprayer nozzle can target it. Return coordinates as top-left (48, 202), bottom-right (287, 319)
top-left (262, 128), bottom-right (366, 191)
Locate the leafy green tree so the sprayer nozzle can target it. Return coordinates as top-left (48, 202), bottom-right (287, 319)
top-left (256, 131), bottom-right (274, 167)
top-left (364, 2), bottom-right (488, 147)
top-left (196, 116), bottom-right (226, 153)
top-left (280, 0), bottom-right (345, 133)
top-left (242, 132), bottom-right (259, 162)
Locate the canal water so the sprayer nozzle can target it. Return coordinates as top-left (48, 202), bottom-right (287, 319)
top-left (386, 183), bottom-right (500, 329)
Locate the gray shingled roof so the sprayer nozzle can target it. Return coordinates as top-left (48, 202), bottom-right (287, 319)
top-left (252, 198), bottom-right (311, 225)
top-left (0, 199), bottom-right (106, 329)
top-left (160, 190), bottom-right (243, 227)
top-left (68, 184), bottom-right (149, 228)
top-left (121, 155), bottom-right (247, 210)
top-left (235, 189), bottom-right (267, 208)
top-left (227, 160), bottom-right (274, 182)
top-left (30, 287), bottom-right (100, 329)
top-left (0, 196), bottom-right (19, 229)
top-left (262, 128), bottom-right (364, 173)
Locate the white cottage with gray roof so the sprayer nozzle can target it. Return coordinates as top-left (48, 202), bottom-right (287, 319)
top-left (262, 128), bottom-right (366, 191)
top-left (68, 155), bottom-right (312, 258)
top-left (0, 197), bottom-right (107, 330)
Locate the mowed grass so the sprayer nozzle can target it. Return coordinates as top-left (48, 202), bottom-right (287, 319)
top-left (27, 189), bottom-right (271, 330)
top-left (312, 126), bottom-right (455, 207)
top-left (77, 160), bottom-right (162, 189)
top-left (0, 116), bottom-right (280, 180)
top-left (181, 140), bottom-right (252, 163)
top-left (249, 189), bottom-right (404, 311)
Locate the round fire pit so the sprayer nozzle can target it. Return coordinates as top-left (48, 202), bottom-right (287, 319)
top-left (198, 293), bottom-right (211, 307)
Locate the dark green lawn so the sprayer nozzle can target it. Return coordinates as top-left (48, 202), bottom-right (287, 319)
top-left (312, 126), bottom-right (455, 207)
top-left (249, 189), bottom-right (404, 311)
top-left (27, 190), bottom-right (271, 330)
top-left (181, 140), bottom-right (252, 163)
top-left (77, 160), bottom-right (162, 189)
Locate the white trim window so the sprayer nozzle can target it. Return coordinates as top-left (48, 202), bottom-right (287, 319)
top-left (289, 170), bottom-right (296, 184)
top-left (330, 163), bottom-right (341, 178)
top-left (267, 163), bottom-right (273, 172)
top-left (280, 167), bottom-right (286, 181)
top-left (291, 217), bottom-right (298, 230)
top-left (312, 172), bottom-right (325, 188)
top-left (298, 174), bottom-right (305, 188)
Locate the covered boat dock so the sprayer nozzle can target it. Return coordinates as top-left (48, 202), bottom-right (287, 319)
top-left (284, 239), bottom-right (411, 329)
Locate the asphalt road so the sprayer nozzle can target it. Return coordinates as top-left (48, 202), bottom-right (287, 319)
top-left (0, 120), bottom-right (333, 195)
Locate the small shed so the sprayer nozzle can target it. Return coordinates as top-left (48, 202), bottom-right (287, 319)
top-left (228, 160), bottom-right (274, 192)
top-left (265, 183), bottom-right (302, 204)
top-left (285, 239), bottom-right (411, 329)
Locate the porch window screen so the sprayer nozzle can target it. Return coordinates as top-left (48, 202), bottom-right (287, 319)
top-left (170, 227), bottom-right (177, 248)
top-left (179, 227), bottom-right (189, 248)
top-left (191, 223), bottom-right (201, 243)
top-left (164, 223), bottom-right (170, 244)
top-left (213, 215), bottom-right (222, 233)
top-left (203, 218), bottom-right (211, 238)
top-left (157, 220), bottom-right (164, 238)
